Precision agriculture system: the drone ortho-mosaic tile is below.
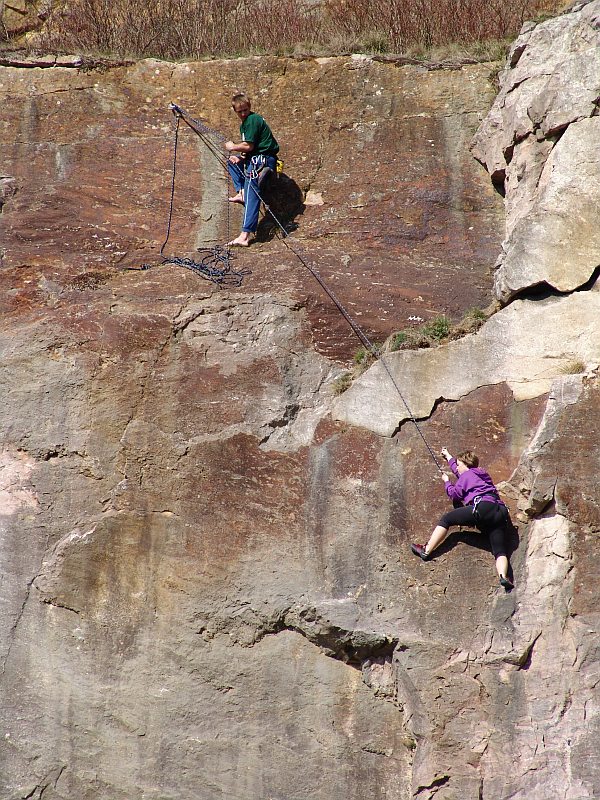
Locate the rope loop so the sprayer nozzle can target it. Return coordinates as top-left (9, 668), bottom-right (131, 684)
top-left (154, 107), bottom-right (250, 286)
top-left (163, 248), bottom-right (251, 288)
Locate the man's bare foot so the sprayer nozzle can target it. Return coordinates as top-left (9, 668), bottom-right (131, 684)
top-left (228, 235), bottom-right (251, 247)
top-left (228, 193), bottom-right (244, 204)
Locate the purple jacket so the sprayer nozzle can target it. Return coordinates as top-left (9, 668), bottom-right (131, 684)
top-left (445, 458), bottom-right (502, 506)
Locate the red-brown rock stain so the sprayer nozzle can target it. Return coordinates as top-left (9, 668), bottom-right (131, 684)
top-left (546, 380), bottom-right (600, 616)
top-left (148, 349), bottom-right (287, 437)
top-left (180, 434), bottom-right (308, 565)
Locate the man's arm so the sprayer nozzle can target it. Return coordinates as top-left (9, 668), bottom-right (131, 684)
top-left (225, 140), bottom-right (254, 155)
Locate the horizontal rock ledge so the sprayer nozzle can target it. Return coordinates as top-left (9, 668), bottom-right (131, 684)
top-left (333, 285), bottom-right (600, 437)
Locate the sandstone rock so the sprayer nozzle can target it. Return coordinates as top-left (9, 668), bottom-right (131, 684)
top-left (1, 21), bottom-right (600, 800)
top-left (0, 54), bottom-right (510, 800)
top-left (471, 0), bottom-right (600, 301)
top-left (0, 0), bottom-right (48, 40)
top-left (0, 175), bottom-right (17, 205)
top-left (507, 374), bottom-right (585, 517)
top-left (0, 52), bottom-right (85, 68)
top-left (0, 54), bottom-right (504, 359)
top-left (496, 117), bottom-right (600, 298)
top-left (333, 287), bottom-right (600, 437)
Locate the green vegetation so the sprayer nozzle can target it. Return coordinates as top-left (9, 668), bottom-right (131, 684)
top-left (335, 303), bottom-right (494, 391)
top-left (450, 306), bottom-right (489, 338)
top-left (388, 307), bottom-right (489, 353)
top-left (421, 314), bottom-right (451, 341)
top-left (390, 314), bottom-right (450, 350)
top-left (465, 307), bottom-right (487, 323)
top-left (330, 343), bottom-right (381, 394)
top-left (353, 343), bottom-right (381, 374)
top-left (390, 332), bottom-right (408, 351)
top-left (353, 346), bottom-right (375, 366)
top-left (30, 0), bottom-right (566, 62)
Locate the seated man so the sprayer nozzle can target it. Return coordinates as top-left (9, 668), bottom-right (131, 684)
top-left (225, 93), bottom-right (279, 247)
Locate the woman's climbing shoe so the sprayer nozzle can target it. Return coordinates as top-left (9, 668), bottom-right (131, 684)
top-left (411, 543), bottom-right (430, 561)
top-left (499, 576), bottom-right (514, 590)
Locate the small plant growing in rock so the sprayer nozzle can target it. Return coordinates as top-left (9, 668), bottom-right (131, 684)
top-left (560, 359), bottom-right (586, 375)
top-left (331, 371), bottom-right (354, 395)
top-left (466, 307), bottom-right (486, 322)
top-left (387, 304), bottom-right (495, 355)
top-left (386, 323), bottom-right (446, 352)
top-left (390, 331), bottom-right (408, 351)
top-left (421, 314), bottom-right (450, 341)
top-left (354, 346), bottom-right (371, 365)
top-left (352, 344), bottom-right (381, 374)
top-left (333, 344), bottom-right (382, 393)
top-left (449, 306), bottom-right (489, 339)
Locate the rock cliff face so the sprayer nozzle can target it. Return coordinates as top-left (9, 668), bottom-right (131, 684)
top-left (1, 4), bottom-right (599, 800)
top-left (470, 0), bottom-right (600, 301)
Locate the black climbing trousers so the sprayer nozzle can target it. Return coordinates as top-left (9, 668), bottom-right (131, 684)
top-left (438, 501), bottom-right (510, 559)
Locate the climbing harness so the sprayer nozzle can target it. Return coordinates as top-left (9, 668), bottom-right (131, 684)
top-left (472, 494), bottom-right (507, 521)
top-left (152, 102), bottom-right (444, 472)
top-left (245, 154), bottom-right (270, 181)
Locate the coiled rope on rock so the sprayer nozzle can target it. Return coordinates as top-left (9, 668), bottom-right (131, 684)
top-left (139, 108), bottom-right (251, 287)
top-left (155, 103), bottom-right (444, 472)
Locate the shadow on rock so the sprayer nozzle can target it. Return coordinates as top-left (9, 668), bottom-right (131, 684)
top-left (256, 172), bottom-right (305, 241)
top-left (432, 523), bottom-right (521, 564)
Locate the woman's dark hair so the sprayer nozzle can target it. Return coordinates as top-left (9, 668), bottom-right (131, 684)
top-left (457, 450), bottom-right (479, 469)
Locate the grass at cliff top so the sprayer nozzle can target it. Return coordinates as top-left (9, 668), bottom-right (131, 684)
top-left (31, 0), bottom-right (569, 62)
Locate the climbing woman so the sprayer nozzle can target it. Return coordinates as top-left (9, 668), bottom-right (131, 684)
top-left (410, 448), bottom-right (514, 590)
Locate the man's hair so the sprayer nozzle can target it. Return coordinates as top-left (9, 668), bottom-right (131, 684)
top-left (456, 450), bottom-right (479, 469)
top-left (232, 93), bottom-right (251, 109)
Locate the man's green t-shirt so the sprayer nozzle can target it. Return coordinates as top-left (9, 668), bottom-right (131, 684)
top-left (241, 112), bottom-right (279, 156)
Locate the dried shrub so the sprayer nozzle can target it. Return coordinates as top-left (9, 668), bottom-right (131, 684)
top-left (331, 371), bottom-right (353, 395)
top-left (37, 0), bottom-right (566, 60)
top-left (560, 360), bottom-right (586, 375)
